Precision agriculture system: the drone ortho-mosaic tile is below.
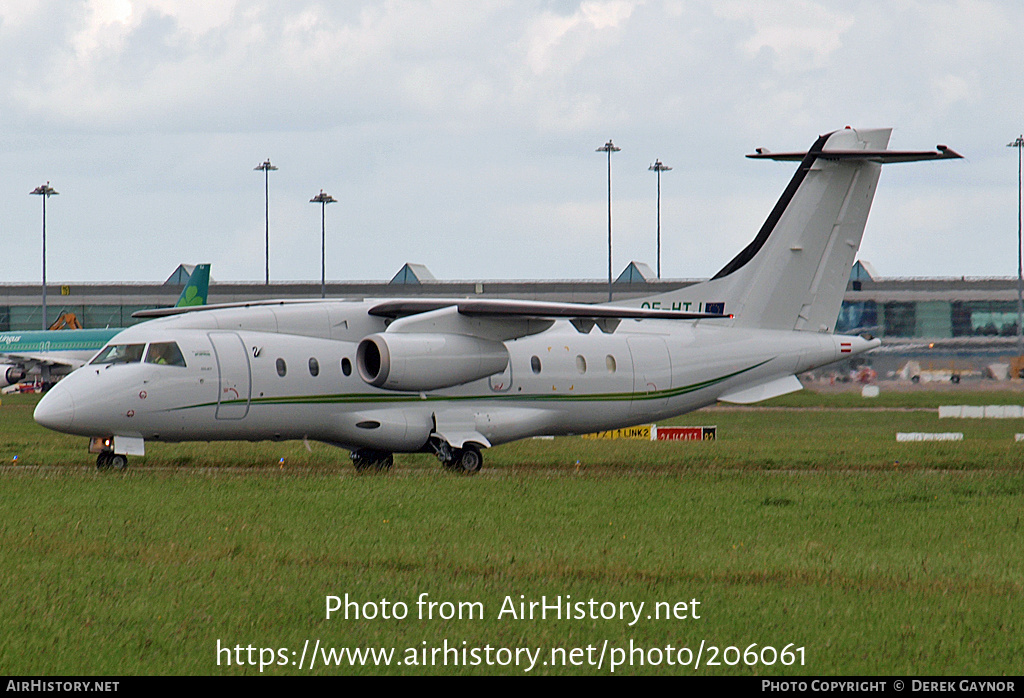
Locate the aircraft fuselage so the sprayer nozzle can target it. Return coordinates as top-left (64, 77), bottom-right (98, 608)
top-left (36, 300), bottom-right (872, 453)
top-left (36, 128), bottom-right (955, 472)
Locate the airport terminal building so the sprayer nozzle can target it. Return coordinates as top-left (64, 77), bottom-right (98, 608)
top-left (3, 261), bottom-right (1023, 378)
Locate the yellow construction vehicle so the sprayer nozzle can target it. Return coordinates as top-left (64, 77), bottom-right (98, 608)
top-left (47, 313), bottom-right (83, 330)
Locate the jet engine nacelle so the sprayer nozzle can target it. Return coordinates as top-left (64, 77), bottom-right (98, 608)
top-left (1, 363), bottom-right (25, 388)
top-left (357, 333), bottom-right (509, 391)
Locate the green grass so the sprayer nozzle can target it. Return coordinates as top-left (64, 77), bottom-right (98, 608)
top-left (1, 391), bottom-right (1023, 675)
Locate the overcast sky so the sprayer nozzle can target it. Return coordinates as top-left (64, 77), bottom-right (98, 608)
top-left (2, 0), bottom-right (1022, 285)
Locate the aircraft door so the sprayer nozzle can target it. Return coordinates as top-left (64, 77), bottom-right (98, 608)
top-left (627, 336), bottom-right (672, 408)
top-left (209, 332), bottom-right (251, 419)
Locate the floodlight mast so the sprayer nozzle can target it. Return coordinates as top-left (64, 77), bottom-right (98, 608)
top-left (30, 182), bottom-right (58, 331)
top-left (310, 189), bottom-right (337, 299)
top-left (254, 159), bottom-right (278, 285)
top-left (1010, 136), bottom-right (1024, 356)
top-left (596, 139), bottom-right (620, 301)
top-left (649, 159), bottom-right (672, 279)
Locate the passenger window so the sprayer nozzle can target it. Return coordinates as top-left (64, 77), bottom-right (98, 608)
top-left (576, 355), bottom-right (587, 374)
top-left (531, 356), bottom-right (541, 374)
top-left (341, 358), bottom-right (352, 376)
top-left (309, 357), bottom-right (320, 377)
top-left (276, 358), bottom-right (287, 377)
top-left (145, 342), bottom-right (186, 367)
top-left (91, 343), bottom-right (146, 365)
top-left (606, 355), bottom-right (617, 373)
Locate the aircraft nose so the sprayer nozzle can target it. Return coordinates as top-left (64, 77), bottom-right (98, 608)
top-left (34, 385), bottom-right (75, 432)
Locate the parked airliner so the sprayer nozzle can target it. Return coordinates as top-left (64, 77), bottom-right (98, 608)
top-left (34, 129), bottom-right (960, 472)
top-left (1, 265), bottom-right (210, 389)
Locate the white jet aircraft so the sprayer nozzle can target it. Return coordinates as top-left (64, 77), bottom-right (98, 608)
top-left (34, 128), bottom-right (960, 472)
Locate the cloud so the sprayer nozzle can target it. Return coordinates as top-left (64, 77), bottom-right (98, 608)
top-left (522, 0), bottom-right (638, 75)
top-left (714, 0), bottom-right (854, 72)
top-left (1, 1), bottom-right (1021, 283)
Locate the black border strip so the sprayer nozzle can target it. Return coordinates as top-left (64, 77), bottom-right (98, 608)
top-left (711, 131), bottom-right (834, 281)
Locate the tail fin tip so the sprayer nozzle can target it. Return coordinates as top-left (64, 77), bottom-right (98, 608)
top-left (627, 128), bottom-right (959, 333)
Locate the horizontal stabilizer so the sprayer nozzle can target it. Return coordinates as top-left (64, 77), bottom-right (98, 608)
top-left (748, 145), bottom-right (962, 163)
top-left (626, 127), bottom-right (960, 334)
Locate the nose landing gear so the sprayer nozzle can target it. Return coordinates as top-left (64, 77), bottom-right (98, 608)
top-left (96, 452), bottom-right (128, 470)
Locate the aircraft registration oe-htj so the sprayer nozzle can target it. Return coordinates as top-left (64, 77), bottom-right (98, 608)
top-left (35, 128), bottom-right (960, 472)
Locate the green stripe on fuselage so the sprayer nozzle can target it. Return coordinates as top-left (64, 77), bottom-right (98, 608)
top-left (171, 359), bottom-right (772, 411)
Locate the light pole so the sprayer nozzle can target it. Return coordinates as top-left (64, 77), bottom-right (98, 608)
top-left (310, 189), bottom-right (337, 299)
top-left (1009, 136), bottom-right (1024, 355)
top-left (648, 159), bottom-right (672, 279)
top-left (30, 182), bottom-right (58, 331)
top-left (596, 139), bottom-right (620, 301)
top-left (254, 159), bottom-right (278, 285)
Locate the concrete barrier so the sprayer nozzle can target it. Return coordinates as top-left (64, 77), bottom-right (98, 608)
top-left (896, 432), bottom-right (963, 442)
top-left (939, 405), bottom-right (1024, 419)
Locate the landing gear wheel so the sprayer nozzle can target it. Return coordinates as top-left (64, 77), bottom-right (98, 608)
top-left (110, 454), bottom-right (129, 470)
top-left (452, 445), bottom-right (483, 474)
top-left (351, 450), bottom-right (393, 473)
top-left (96, 452), bottom-right (113, 470)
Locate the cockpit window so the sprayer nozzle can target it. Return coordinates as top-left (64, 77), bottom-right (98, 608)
top-left (91, 343), bottom-right (146, 365)
top-left (145, 342), bottom-right (186, 367)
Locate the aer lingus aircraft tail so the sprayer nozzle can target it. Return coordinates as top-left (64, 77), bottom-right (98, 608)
top-left (628, 127), bottom-right (961, 332)
top-left (174, 263), bottom-right (210, 308)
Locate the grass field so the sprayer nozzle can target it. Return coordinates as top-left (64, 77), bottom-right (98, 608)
top-left (1, 390), bottom-right (1022, 675)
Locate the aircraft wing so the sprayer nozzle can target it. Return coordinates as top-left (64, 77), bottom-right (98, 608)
top-left (133, 298), bottom-right (326, 319)
top-left (0, 352), bottom-right (84, 371)
top-left (135, 297), bottom-right (730, 329)
top-left (370, 298), bottom-right (730, 339)
top-left (367, 298), bottom-right (727, 321)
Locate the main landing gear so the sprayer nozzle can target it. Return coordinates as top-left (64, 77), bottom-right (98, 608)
top-left (347, 442), bottom-right (485, 475)
top-left (432, 441), bottom-right (483, 475)
top-left (96, 452), bottom-right (129, 471)
top-left (350, 449), bottom-right (394, 472)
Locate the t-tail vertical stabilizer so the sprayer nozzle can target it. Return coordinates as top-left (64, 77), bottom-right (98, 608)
top-left (627, 128), bottom-right (960, 332)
